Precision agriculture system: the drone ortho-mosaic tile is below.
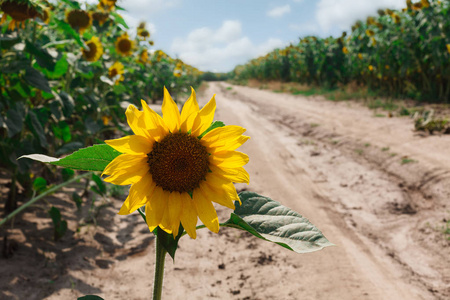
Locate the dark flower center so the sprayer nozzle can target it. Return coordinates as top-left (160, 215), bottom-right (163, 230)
top-left (67, 10), bottom-right (90, 29)
top-left (118, 39), bottom-right (131, 53)
top-left (147, 132), bottom-right (209, 193)
top-left (83, 41), bottom-right (97, 60)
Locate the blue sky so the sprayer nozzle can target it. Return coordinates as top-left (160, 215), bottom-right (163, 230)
top-left (111, 0), bottom-right (406, 72)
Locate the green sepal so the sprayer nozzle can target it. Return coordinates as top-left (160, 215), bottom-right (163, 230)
top-left (223, 191), bottom-right (333, 253)
top-left (199, 120), bottom-right (225, 138)
top-left (137, 207), bottom-right (184, 261)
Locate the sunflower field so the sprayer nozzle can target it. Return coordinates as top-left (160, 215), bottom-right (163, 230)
top-left (0, 0), bottom-right (202, 218)
top-left (232, 0), bottom-right (450, 102)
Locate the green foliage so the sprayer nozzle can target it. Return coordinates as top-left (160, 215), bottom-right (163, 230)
top-left (231, 1), bottom-right (450, 103)
top-left (72, 192), bottom-right (82, 210)
top-left (52, 144), bottom-right (121, 171)
top-left (224, 191), bottom-right (333, 253)
top-left (0, 0), bottom-right (203, 213)
top-left (48, 206), bottom-right (67, 241)
top-left (32, 177), bottom-right (47, 193)
top-left (77, 296), bottom-right (104, 300)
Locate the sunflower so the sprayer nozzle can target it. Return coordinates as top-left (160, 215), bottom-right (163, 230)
top-left (97, 0), bottom-right (116, 12)
top-left (0, 0), bottom-right (39, 30)
top-left (342, 47), bottom-right (349, 54)
top-left (102, 88), bottom-right (250, 238)
top-left (82, 36), bottom-right (103, 62)
top-left (358, 53), bottom-right (363, 60)
top-left (447, 44), bottom-right (450, 55)
top-left (92, 10), bottom-right (109, 26)
top-left (115, 32), bottom-right (134, 56)
top-left (38, 7), bottom-right (50, 24)
top-left (108, 61), bottom-right (124, 84)
top-left (149, 40), bottom-right (154, 46)
top-left (66, 9), bottom-right (91, 34)
top-left (137, 29), bottom-right (150, 40)
top-left (138, 49), bottom-right (149, 63)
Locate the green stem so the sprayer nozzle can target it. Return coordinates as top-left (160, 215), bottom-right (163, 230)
top-left (0, 172), bottom-right (91, 228)
top-left (153, 228), bottom-right (167, 300)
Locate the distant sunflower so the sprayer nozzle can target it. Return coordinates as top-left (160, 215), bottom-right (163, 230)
top-left (0, 0), bottom-right (39, 30)
top-left (115, 32), bottom-right (134, 56)
top-left (102, 88), bottom-right (250, 238)
top-left (38, 7), bottom-right (51, 24)
top-left (66, 9), bottom-right (91, 34)
top-left (97, 0), bottom-right (116, 12)
top-left (139, 49), bottom-right (149, 63)
top-left (92, 11), bottom-right (109, 26)
top-left (82, 36), bottom-right (103, 62)
top-left (358, 53), bottom-right (363, 60)
top-left (342, 47), bottom-right (349, 54)
top-left (137, 29), bottom-right (150, 40)
top-left (446, 44), bottom-right (450, 54)
top-left (108, 61), bottom-right (125, 84)
top-left (149, 40), bottom-right (154, 46)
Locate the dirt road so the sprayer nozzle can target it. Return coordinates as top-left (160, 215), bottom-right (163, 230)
top-left (2, 82), bottom-right (449, 300)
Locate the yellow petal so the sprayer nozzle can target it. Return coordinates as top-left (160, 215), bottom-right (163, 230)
top-left (125, 105), bottom-right (150, 138)
top-left (210, 151), bottom-right (249, 168)
top-left (180, 87), bottom-right (199, 131)
top-left (208, 136), bottom-right (250, 153)
top-left (180, 193), bottom-right (197, 239)
top-left (105, 135), bottom-right (152, 155)
top-left (202, 125), bottom-right (246, 146)
top-left (200, 181), bottom-right (235, 209)
top-left (141, 100), bottom-right (169, 141)
top-left (146, 187), bottom-right (168, 227)
top-left (162, 87), bottom-right (181, 132)
top-left (209, 165), bottom-right (250, 184)
top-left (192, 188), bottom-right (219, 233)
top-left (103, 154), bottom-right (149, 185)
top-left (191, 95), bottom-right (216, 136)
top-left (118, 173), bottom-right (156, 215)
top-left (167, 192), bottom-right (183, 236)
top-left (145, 202), bottom-right (158, 232)
top-left (205, 172), bottom-right (240, 204)
top-left (159, 209), bottom-right (173, 234)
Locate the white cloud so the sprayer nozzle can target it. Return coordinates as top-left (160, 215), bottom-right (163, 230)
top-left (267, 4), bottom-right (291, 18)
top-left (170, 20), bottom-right (284, 72)
top-left (119, 0), bottom-right (181, 18)
top-left (316, 0), bottom-right (405, 32)
top-left (289, 23), bottom-right (320, 36)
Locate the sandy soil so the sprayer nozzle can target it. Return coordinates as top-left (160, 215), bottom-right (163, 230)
top-left (1, 81), bottom-right (449, 299)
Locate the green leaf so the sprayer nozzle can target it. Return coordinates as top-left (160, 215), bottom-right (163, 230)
top-left (72, 192), bottom-right (82, 210)
top-left (54, 19), bottom-right (85, 48)
top-left (26, 111), bottom-right (48, 148)
top-left (48, 206), bottom-right (67, 241)
top-left (24, 67), bottom-right (52, 93)
top-left (33, 177), bottom-right (47, 193)
top-left (5, 103), bottom-right (25, 137)
top-left (224, 191), bottom-right (333, 253)
top-left (0, 35), bottom-right (21, 49)
top-left (40, 55), bottom-right (69, 79)
top-left (91, 174), bottom-right (106, 196)
top-left (25, 40), bottom-right (56, 71)
top-left (59, 92), bottom-right (74, 117)
top-left (199, 121), bottom-right (225, 138)
top-left (61, 168), bottom-right (75, 181)
top-left (110, 12), bottom-right (129, 29)
top-left (19, 144), bottom-right (120, 172)
top-left (55, 144), bottom-right (120, 171)
top-left (61, 0), bottom-right (81, 9)
top-left (77, 296), bottom-right (104, 300)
